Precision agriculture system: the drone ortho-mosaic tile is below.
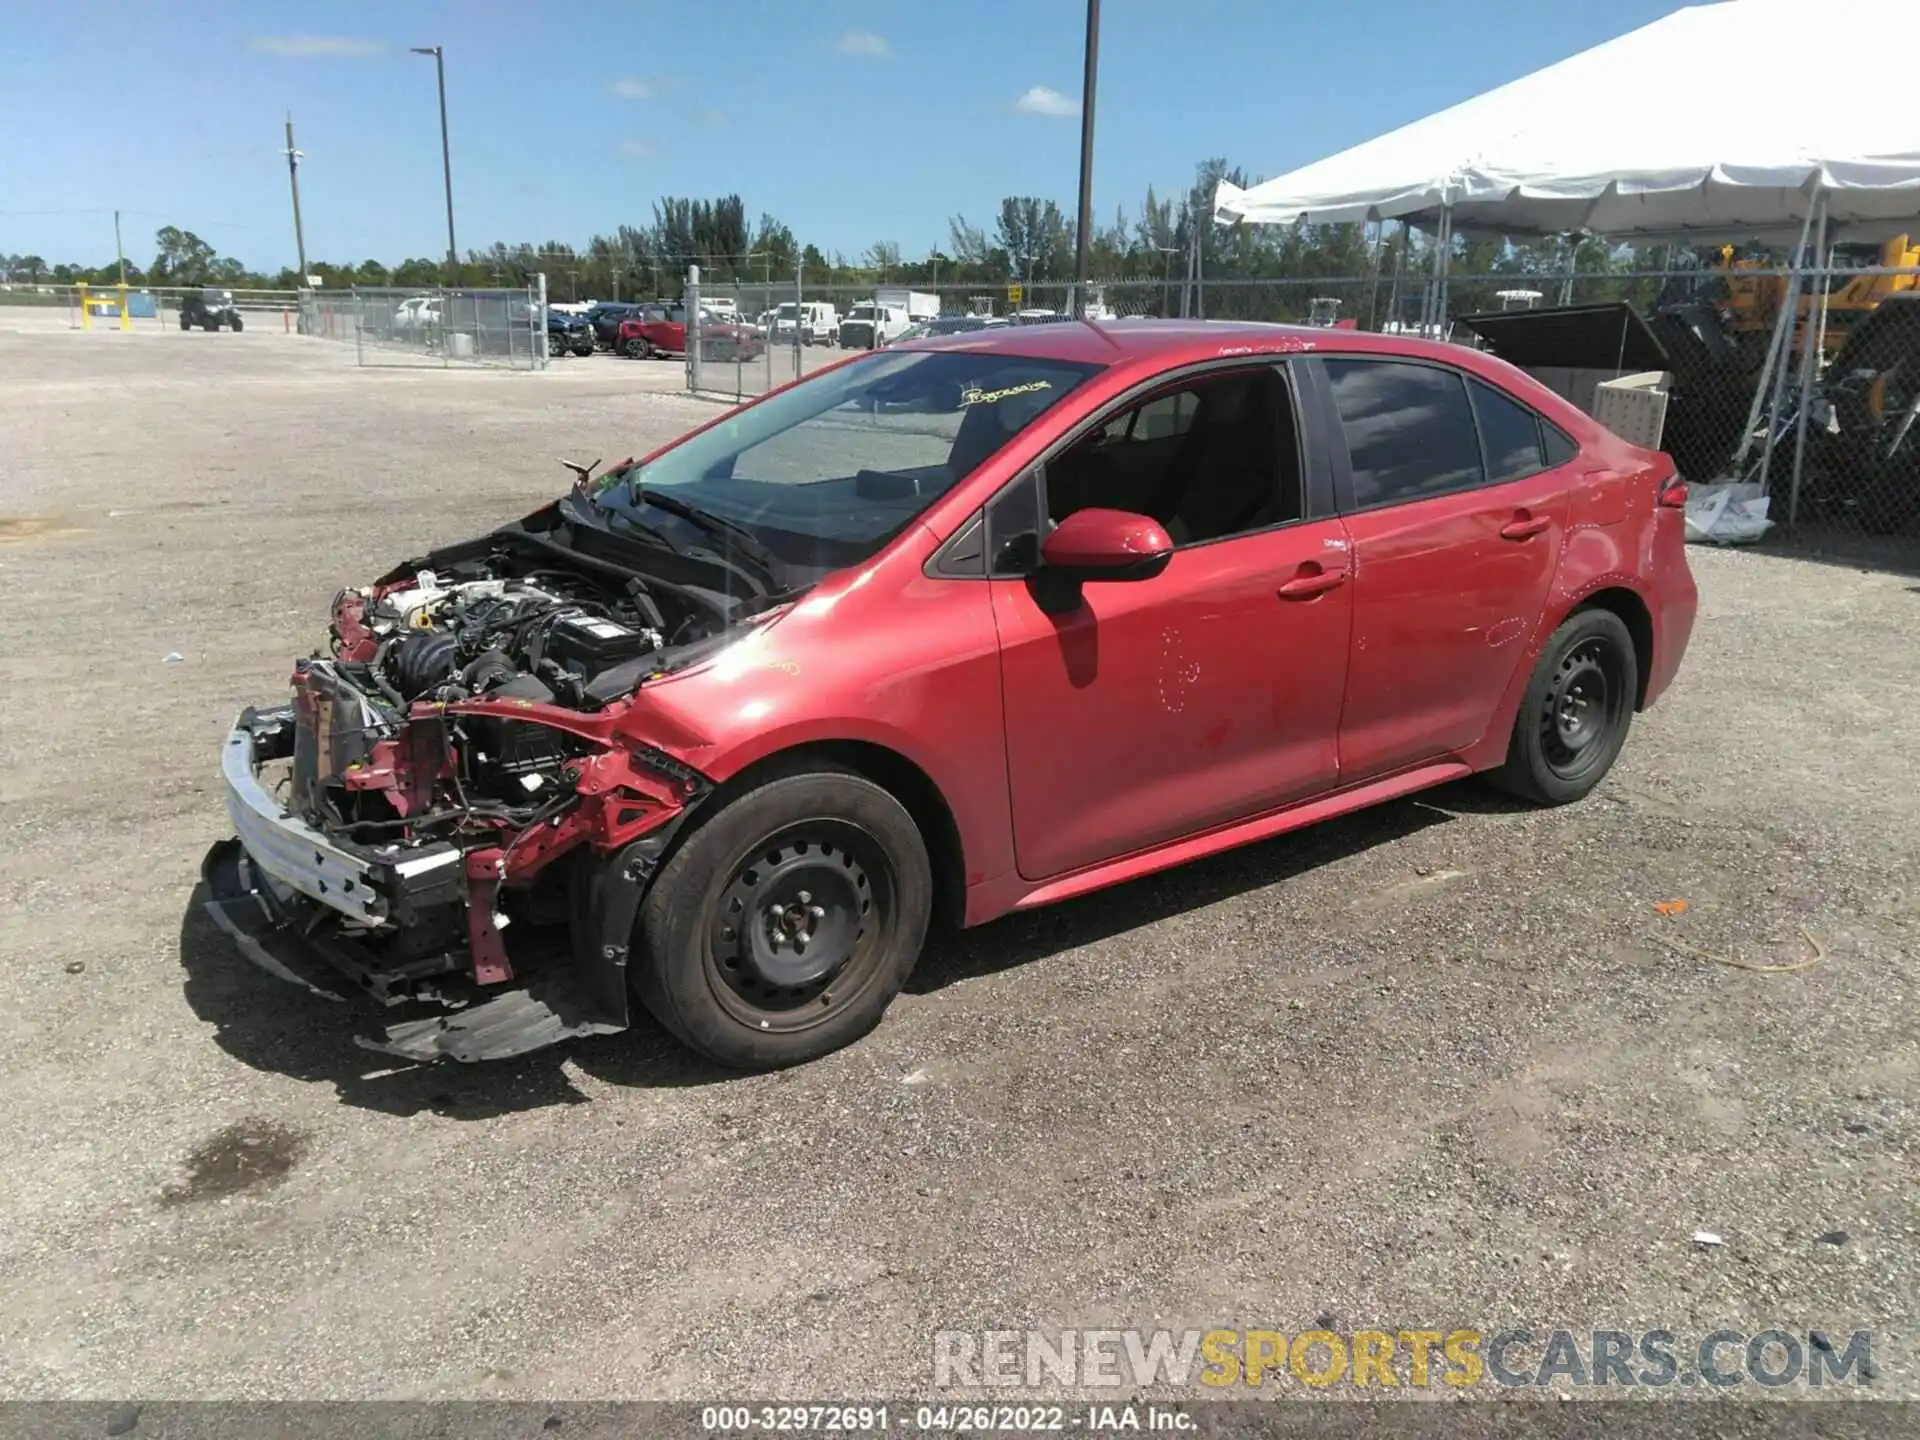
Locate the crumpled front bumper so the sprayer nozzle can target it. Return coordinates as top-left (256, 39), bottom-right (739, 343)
top-left (203, 705), bottom-right (663, 1064)
top-left (217, 705), bottom-right (463, 926)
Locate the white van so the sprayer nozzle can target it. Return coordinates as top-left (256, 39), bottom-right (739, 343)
top-left (770, 301), bottom-right (838, 346)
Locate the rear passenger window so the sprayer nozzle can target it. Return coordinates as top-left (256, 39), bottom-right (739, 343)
top-left (1323, 359), bottom-right (1484, 508)
top-left (1469, 379), bottom-right (1547, 482)
top-left (1543, 424), bottom-right (1579, 468)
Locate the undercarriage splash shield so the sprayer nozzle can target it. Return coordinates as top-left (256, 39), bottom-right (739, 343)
top-left (355, 969), bottom-right (626, 1063)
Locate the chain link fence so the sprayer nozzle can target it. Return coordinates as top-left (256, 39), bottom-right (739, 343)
top-left (0, 284), bottom-right (302, 333)
top-left (673, 261), bottom-right (1920, 548)
top-left (299, 282), bottom-right (549, 369)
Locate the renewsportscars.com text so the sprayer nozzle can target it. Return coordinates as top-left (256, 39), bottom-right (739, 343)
top-left (933, 1327), bottom-right (1874, 1390)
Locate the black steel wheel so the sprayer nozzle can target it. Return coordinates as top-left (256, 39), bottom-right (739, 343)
top-left (706, 824), bottom-right (889, 1027)
top-left (1492, 608), bottom-right (1636, 806)
top-left (634, 767), bottom-right (932, 1069)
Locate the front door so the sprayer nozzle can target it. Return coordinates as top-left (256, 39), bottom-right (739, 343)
top-left (991, 364), bottom-right (1354, 882)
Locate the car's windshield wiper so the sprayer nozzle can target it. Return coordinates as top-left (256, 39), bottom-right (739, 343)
top-left (559, 491), bottom-right (677, 551)
top-left (633, 487), bottom-right (784, 581)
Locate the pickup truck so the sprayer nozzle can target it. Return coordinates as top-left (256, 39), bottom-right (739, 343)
top-left (618, 303), bottom-right (765, 361)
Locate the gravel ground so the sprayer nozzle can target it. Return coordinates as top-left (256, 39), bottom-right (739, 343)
top-left (0, 328), bottom-right (1916, 1403)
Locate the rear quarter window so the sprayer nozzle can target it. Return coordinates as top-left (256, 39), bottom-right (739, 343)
top-left (1469, 378), bottom-right (1548, 482)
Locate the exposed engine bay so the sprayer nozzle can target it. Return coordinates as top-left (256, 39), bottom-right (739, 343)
top-left (203, 505), bottom-right (767, 1063)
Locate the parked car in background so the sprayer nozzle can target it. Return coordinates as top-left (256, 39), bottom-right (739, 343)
top-left (617, 303), bottom-right (765, 361)
top-left (886, 314), bottom-right (1011, 346)
top-left (770, 301), bottom-right (839, 346)
top-left (837, 301), bottom-right (913, 349)
top-left (392, 296), bottom-right (440, 336)
top-left (204, 318), bottom-right (1695, 1072)
top-left (179, 288), bottom-right (243, 332)
top-left (546, 308), bottom-right (596, 358)
top-left (585, 302), bottom-right (640, 351)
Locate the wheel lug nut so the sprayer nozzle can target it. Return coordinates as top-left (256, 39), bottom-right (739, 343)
top-left (798, 890), bottom-right (811, 904)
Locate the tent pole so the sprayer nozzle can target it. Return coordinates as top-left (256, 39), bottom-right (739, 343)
top-left (1386, 220), bottom-right (1408, 332)
top-left (1787, 190), bottom-right (1831, 527)
top-left (1559, 233), bottom-right (1579, 307)
top-left (1364, 218), bottom-right (1386, 331)
top-left (1731, 201), bottom-right (1819, 476)
top-left (1436, 204), bottom-right (1454, 336)
top-left (1758, 197), bottom-right (1820, 497)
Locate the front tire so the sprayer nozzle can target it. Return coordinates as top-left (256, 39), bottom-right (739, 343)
top-left (230, 314), bottom-right (243, 332)
top-left (1492, 608), bottom-right (1636, 805)
top-left (635, 768), bottom-right (932, 1069)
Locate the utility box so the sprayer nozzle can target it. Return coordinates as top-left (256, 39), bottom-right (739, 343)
top-left (1594, 371), bottom-right (1671, 450)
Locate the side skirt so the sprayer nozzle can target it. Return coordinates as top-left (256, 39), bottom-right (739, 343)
top-left (1006, 760), bottom-right (1472, 913)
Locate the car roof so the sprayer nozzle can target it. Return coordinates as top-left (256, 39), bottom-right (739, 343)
top-left (899, 316), bottom-right (1540, 388)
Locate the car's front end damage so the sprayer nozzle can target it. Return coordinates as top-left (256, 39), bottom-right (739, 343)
top-left (202, 491), bottom-right (777, 1062)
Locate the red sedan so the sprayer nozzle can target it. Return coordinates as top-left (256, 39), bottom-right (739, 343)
top-left (207, 320), bottom-right (1696, 1069)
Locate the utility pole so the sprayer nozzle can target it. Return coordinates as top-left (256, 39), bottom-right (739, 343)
top-left (113, 210), bottom-right (126, 287)
top-left (282, 116), bottom-right (308, 283)
top-left (1071, 0), bottom-right (1101, 320)
top-left (411, 46), bottom-right (458, 277)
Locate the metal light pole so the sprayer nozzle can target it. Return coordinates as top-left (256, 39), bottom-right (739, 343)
top-left (1071, 0), bottom-right (1101, 320)
top-left (410, 46), bottom-right (458, 277)
top-left (113, 209), bottom-right (126, 287)
top-left (282, 116), bottom-right (308, 283)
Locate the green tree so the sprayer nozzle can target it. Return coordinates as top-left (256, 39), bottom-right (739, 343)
top-left (150, 227), bottom-right (218, 285)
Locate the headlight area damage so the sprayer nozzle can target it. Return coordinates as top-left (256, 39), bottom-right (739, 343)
top-left (203, 519), bottom-right (735, 1063)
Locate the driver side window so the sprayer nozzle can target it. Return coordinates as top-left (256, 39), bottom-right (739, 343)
top-left (1044, 367), bottom-right (1302, 548)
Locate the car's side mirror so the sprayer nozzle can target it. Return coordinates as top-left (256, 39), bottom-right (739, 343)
top-left (1039, 508), bottom-right (1174, 581)
top-left (1030, 508), bottom-right (1173, 614)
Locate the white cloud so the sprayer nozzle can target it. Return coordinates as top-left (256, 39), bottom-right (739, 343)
top-left (700, 107), bottom-right (731, 126)
top-left (836, 29), bottom-right (890, 58)
top-left (247, 35), bottom-right (384, 57)
top-left (1014, 85), bottom-right (1079, 117)
top-left (608, 76), bottom-right (653, 100)
top-left (618, 138), bottom-right (657, 158)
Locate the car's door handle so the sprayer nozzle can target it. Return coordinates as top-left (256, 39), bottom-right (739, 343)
top-left (1500, 513), bottom-right (1553, 540)
top-left (1277, 566), bottom-right (1347, 600)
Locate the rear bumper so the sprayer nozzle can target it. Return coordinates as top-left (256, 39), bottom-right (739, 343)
top-left (1644, 519), bottom-right (1699, 709)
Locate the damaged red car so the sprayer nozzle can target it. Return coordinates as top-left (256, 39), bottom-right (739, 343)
top-left (206, 320), bottom-right (1696, 1069)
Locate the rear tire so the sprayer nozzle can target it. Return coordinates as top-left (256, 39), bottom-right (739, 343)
top-left (623, 337), bottom-right (645, 359)
top-left (1491, 609), bottom-right (1636, 806)
top-left (230, 314), bottom-right (243, 332)
top-left (634, 768), bottom-right (932, 1069)
top-left (178, 315), bottom-right (191, 331)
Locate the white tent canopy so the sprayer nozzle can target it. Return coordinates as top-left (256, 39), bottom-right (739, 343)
top-left (1214, 0), bottom-right (1920, 243)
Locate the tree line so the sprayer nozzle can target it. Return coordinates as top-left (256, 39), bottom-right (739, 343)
top-left (2, 158), bottom-right (1672, 316)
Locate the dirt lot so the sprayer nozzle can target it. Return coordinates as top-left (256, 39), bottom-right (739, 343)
top-left (0, 327), bottom-right (1916, 1402)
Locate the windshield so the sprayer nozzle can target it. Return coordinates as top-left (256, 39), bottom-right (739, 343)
top-left (849, 305), bottom-right (877, 321)
top-left (589, 349), bottom-right (1100, 578)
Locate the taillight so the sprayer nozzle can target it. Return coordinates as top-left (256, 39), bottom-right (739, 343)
top-left (1658, 476), bottom-right (1688, 508)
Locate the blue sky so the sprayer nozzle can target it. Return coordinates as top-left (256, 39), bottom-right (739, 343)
top-left (1, 0), bottom-right (1681, 272)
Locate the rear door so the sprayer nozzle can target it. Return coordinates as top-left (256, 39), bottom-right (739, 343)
top-left (1307, 357), bottom-right (1576, 780)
